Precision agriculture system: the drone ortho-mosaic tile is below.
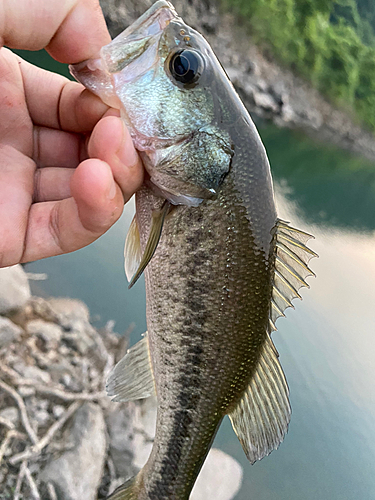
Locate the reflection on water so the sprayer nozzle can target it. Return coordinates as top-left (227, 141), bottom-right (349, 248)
top-left (262, 123), bottom-right (375, 232)
top-left (25, 121), bottom-right (375, 499)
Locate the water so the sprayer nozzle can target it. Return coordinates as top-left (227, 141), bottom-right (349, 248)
top-left (19, 50), bottom-right (375, 500)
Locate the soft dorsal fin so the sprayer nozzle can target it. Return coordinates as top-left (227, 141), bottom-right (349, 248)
top-left (228, 335), bottom-right (291, 464)
top-left (124, 215), bottom-right (142, 283)
top-left (106, 333), bottom-right (155, 402)
top-left (126, 201), bottom-right (170, 289)
top-left (269, 219), bottom-right (317, 332)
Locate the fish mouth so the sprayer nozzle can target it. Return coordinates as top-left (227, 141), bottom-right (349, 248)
top-left (121, 1), bottom-right (178, 38)
top-left (96, 0), bottom-right (179, 83)
top-left (100, 1), bottom-right (178, 74)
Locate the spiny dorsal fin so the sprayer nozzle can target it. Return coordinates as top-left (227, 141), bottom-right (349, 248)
top-left (228, 335), bottom-right (291, 464)
top-left (127, 201), bottom-right (170, 289)
top-left (106, 333), bottom-right (155, 402)
top-left (271, 219), bottom-right (317, 328)
top-left (124, 215), bottom-right (142, 283)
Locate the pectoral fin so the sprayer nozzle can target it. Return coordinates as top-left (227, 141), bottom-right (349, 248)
top-left (126, 201), bottom-right (170, 289)
top-left (124, 216), bottom-right (142, 283)
top-left (228, 335), bottom-right (291, 464)
top-left (106, 333), bottom-right (155, 402)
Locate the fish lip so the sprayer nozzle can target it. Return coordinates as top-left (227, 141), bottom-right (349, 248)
top-left (99, 1), bottom-right (178, 76)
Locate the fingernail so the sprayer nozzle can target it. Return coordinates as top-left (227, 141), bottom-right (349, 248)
top-left (116, 122), bottom-right (139, 168)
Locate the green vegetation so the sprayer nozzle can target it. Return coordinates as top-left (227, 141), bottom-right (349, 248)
top-left (219, 0), bottom-right (375, 131)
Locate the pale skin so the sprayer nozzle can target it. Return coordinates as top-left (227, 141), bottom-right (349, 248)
top-left (0, 0), bottom-right (144, 268)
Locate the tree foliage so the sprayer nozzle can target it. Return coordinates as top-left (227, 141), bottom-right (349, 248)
top-left (220, 0), bottom-right (375, 131)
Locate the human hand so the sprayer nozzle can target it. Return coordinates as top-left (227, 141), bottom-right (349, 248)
top-left (0, 0), bottom-right (144, 267)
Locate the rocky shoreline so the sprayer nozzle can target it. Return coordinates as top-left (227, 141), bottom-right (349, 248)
top-left (100, 0), bottom-right (375, 163)
top-left (0, 266), bottom-right (243, 500)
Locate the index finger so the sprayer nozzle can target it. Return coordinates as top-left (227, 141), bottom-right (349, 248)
top-left (0, 0), bottom-right (110, 63)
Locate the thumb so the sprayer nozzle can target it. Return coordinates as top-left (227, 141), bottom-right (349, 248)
top-left (87, 114), bottom-right (144, 203)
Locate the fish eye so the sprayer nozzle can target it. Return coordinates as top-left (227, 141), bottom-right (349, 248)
top-left (169, 49), bottom-right (203, 85)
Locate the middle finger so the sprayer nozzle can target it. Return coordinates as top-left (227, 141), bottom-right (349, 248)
top-left (33, 167), bottom-right (74, 202)
top-left (33, 126), bottom-right (87, 168)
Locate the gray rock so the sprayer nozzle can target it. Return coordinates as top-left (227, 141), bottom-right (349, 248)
top-left (33, 408), bottom-right (51, 426)
top-left (0, 316), bottom-right (22, 347)
top-left (191, 448), bottom-right (243, 500)
top-left (40, 298), bottom-right (96, 354)
top-left (14, 364), bottom-right (51, 385)
top-left (253, 91), bottom-right (279, 113)
top-left (59, 373), bottom-right (82, 392)
top-left (18, 386), bottom-right (35, 397)
top-left (26, 319), bottom-right (63, 349)
top-left (27, 366), bottom-right (51, 384)
top-left (47, 298), bottom-right (90, 323)
top-left (62, 327), bottom-right (96, 355)
top-left (41, 403), bottom-right (106, 500)
top-left (225, 66), bottom-right (243, 83)
top-left (281, 103), bottom-right (295, 123)
top-left (105, 403), bottom-right (137, 478)
top-left (0, 265), bottom-right (31, 314)
top-left (0, 407), bottom-right (19, 426)
top-left (131, 397), bottom-right (157, 469)
top-left (52, 405), bottom-right (65, 419)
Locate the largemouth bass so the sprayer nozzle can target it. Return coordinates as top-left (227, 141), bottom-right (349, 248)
top-left (71, 2), bottom-right (317, 498)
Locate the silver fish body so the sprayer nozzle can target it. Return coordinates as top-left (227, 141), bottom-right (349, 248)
top-left (71, 2), bottom-right (316, 499)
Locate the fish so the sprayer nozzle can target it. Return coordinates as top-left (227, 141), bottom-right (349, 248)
top-left (70, 2), bottom-right (317, 498)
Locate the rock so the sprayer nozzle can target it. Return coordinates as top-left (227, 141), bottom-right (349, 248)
top-left (59, 373), bottom-right (82, 392)
top-left (26, 319), bottom-right (63, 350)
top-left (62, 327), bottom-right (96, 355)
top-left (33, 408), bottom-right (50, 426)
top-left (0, 316), bottom-right (22, 347)
top-left (0, 407), bottom-right (19, 426)
top-left (191, 448), bottom-right (243, 500)
top-left (253, 91), bottom-right (279, 113)
top-left (14, 364), bottom-right (52, 385)
top-left (131, 397), bottom-right (157, 470)
top-left (52, 405), bottom-right (65, 419)
top-left (106, 396), bottom-right (157, 476)
top-left (0, 265), bottom-right (30, 314)
top-left (41, 403), bottom-right (106, 500)
top-left (17, 386), bottom-right (35, 397)
top-left (47, 298), bottom-right (90, 323)
top-left (223, 66), bottom-right (244, 85)
top-left (105, 403), bottom-right (137, 478)
top-left (57, 311), bottom-right (97, 355)
top-left (281, 103), bottom-right (295, 123)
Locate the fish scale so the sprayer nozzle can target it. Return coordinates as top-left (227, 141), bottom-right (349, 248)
top-left (137, 167), bottom-right (274, 498)
top-left (70, 1), bottom-right (316, 498)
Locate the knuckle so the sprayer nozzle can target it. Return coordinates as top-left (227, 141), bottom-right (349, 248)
top-left (48, 203), bottom-right (65, 254)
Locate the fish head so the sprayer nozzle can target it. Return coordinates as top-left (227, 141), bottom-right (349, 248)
top-left (70, 1), bottom-right (234, 206)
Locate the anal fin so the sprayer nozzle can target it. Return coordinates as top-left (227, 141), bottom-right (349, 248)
top-left (229, 335), bottom-right (291, 464)
top-left (106, 334), bottom-right (155, 403)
